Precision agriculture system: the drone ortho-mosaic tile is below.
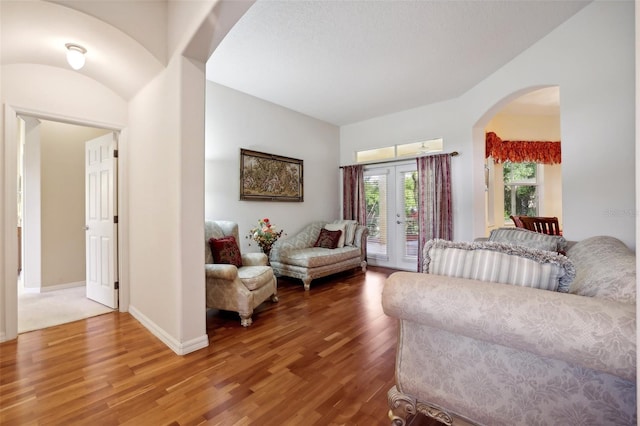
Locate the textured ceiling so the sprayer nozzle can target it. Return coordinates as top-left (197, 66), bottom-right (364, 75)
top-left (206, 0), bottom-right (589, 125)
top-left (1, 0), bottom-right (579, 116)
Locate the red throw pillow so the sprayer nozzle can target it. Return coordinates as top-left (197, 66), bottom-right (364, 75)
top-left (209, 236), bottom-right (243, 267)
top-left (314, 228), bottom-right (342, 249)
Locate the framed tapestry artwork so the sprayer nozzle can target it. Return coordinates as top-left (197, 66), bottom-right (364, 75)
top-left (240, 149), bottom-right (304, 202)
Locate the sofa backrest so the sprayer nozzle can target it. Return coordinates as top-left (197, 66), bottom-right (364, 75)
top-left (567, 236), bottom-right (636, 304)
top-left (423, 239), bottom-right (575, 292)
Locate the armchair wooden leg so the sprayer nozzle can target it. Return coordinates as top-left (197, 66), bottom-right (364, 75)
top-left (302, 278), bottom-right (312, 291)
top-left (239, 312), bottom-right (253, 327)
top-left (270, 293), bottom-right (279, 302)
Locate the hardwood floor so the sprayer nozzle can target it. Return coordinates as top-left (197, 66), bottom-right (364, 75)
top-left (1, 267), bottom-right (441, 426)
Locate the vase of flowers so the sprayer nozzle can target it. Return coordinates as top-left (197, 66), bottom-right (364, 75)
top-left (247, 218), bottom-right (284, 257)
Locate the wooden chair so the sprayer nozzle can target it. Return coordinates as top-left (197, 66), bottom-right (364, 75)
top-left (510, 215), bottom-right (525, 228)
top-left (515, 215), bottom-right (562, 236)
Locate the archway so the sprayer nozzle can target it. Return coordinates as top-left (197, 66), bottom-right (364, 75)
top-left (471, 85), bottom-right (561, 238)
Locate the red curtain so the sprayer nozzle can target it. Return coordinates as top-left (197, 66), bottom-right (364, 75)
top-left (486, 132), bottom-right (561, 164)
top-left (342, 165), bottom-right (366, 225)
top-left (417, 154), bottom-right (453, 272)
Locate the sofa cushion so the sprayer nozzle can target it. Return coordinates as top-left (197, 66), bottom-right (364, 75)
top-left (567, 236), bottom-right (636, 304)
top-left (332, 220), bottom-right (358, 246)
top-left (488, 227), bottom-right (568, 253)
top-left (209, 236), bottom-right (243, 267)
top-left (237, 265), bottom-right (274, 291)
top-left (423, 239), bottom-right (575, 292)
top-left (314, 228), bottom-right (343, 249)
top-left (324, 223), bottom-right (346, 247)
top-left (280, 246), bottom-right (361, 268)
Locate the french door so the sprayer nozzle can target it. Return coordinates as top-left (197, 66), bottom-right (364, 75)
top-left (364, 163), bottom-right (418, 271)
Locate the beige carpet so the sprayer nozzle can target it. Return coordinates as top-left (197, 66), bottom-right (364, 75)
top-left (18, 284), bottom-right (114, 333)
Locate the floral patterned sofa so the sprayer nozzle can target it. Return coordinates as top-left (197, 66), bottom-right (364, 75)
top-left (269, 220), bottom-right (368, 290)
top-left (382, 235), bottom-right (636, 426)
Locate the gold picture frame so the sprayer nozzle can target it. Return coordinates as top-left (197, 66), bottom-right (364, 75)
top-left (240, 149), bottom-right (304, 202)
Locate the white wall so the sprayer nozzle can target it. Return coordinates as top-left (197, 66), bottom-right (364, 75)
top-left (127, 53), bottom-right (211, 355)
top-left (341, 1), bottom-right (635, 248)
top-left (22, 118), bottom-right (42, 291)
top-left (128, 61), bottom-right (180, 340)
top-left (205, 82), bottom-right (341, 252)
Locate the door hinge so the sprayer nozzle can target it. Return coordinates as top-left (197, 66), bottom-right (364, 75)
top-left (114, 215), bottom-right (118, 224)
top-left (114, 149), bottom-right (119, 158)
top-left (115, 281), bottom-right (119, 290)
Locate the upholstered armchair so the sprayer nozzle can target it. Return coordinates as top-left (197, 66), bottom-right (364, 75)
top-left (205, 220), bottom-right (278, 326)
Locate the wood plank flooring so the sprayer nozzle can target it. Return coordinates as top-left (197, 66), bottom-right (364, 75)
top-left (1, 267), bottom-right (441, 426)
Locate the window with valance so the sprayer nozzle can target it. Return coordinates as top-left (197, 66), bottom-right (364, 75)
top-left (485, 131), bottom-right (561, 164)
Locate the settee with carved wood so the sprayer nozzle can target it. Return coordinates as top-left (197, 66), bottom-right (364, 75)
top-left (382, 232), bottom-right (636, 426)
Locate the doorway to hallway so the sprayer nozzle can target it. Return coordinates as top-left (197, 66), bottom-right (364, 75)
top-left (16, 117), bottom-right (117, 333)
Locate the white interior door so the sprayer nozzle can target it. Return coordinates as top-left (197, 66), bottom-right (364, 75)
top-left (364, 163), bottom-right (418, 271)
top-left (85, 133), bottom-right (118, 308)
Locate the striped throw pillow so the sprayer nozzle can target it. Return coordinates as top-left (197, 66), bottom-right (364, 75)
top-left (423, 239), bottom-right (575, 292)
top-left (332, 220), bottom-right (358, 246)
top-left (488, 227), bottom-right (568, 252)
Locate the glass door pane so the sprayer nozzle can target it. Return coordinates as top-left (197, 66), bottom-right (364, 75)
top-left (395, 164), bottom-right (418, 271)
top-left (400, 170), bottom-right (419, 258)
top-left (364, 164), bottom-right (418, 272)
top-left (364, 172), bottom-right (389, 260)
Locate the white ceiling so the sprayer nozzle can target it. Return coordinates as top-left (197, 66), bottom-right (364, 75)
top-left (1, 0), bottom-right (581, 119)
top-left (1, 0), bottom-right (167, 101)
top-left (207, 0), bottom-right (589, 125)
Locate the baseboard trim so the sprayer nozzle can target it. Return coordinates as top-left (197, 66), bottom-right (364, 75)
top-left (22, 281), bottom-right (85, 294)
top-left (128, 305), bottom-right (209, 356)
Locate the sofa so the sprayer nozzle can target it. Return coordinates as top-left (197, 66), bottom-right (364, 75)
top-left (382, 234), bottom-right (636, 426)
top-left (269, 220), bottom-right (368, 290)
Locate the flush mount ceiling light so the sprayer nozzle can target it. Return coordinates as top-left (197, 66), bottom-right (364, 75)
top-left (65, 43), bottom-right (87, 70)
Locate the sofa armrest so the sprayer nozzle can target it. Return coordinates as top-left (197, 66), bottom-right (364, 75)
top-left (382, 271), bottom-right (636, 381)
top-left (242, 252), bottom-right (267, 266)
top-left (205, 264), bottom-right (238, 281)
top-left (354, 225), bottom-right (368, 260)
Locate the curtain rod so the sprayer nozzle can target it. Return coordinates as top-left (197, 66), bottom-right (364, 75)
top-left (339, 151), bottom-right (459, 169)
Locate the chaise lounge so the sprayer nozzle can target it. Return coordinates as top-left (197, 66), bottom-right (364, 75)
top-left (269, 220), bottom-right (368, 290)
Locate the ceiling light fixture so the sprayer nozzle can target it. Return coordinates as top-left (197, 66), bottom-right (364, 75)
top-left (65, 43), bottom-right (87, 70)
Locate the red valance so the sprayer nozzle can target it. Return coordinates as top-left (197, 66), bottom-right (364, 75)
top-left (485, 132), bottom-right (561, 164)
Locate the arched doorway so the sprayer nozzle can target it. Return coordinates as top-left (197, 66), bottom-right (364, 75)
top-left (471, 86), bottom-right (562, 238)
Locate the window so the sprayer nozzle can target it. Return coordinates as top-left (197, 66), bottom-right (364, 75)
top-left (356, 147), bottom-right (395, 163)
top-left (356, 138), bottom-right (443, 164)
top-left (503, 161), bottom-right (538, 221)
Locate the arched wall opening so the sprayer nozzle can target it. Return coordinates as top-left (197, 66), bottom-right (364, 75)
top-left (471, 85), bottom-right (561, 238)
